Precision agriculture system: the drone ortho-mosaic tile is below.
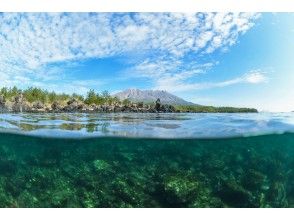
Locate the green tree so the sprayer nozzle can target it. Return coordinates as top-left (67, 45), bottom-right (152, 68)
top-left (85, 89), bottom-right (97, 105)
top-left (122, 98), bottom-right (131, 106)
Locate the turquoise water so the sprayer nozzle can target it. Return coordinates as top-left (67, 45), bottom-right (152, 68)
top-left (0, 113), bottom-right (294, 207)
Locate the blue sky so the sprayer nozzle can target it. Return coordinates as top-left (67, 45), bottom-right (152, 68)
top-left (0, 13), bottom-right (293, 112)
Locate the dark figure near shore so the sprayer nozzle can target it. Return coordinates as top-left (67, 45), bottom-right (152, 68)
top-left (155, 98), bottom-right (161, 111)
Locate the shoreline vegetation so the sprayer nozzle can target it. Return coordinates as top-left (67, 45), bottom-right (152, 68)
top-left (0, 86), bottom-right (258, 113)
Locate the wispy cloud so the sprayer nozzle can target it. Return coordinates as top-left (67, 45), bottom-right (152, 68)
top-left (0, 12), bottom-right (261, 91)
top-left (154, 70), bottom-right (268, 92)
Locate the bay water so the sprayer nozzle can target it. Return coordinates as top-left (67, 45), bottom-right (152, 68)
top-left (0, 113), bottom-right (293, 207)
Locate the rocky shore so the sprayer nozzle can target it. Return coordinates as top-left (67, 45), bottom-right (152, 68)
top-left (0, 95), bottom-right (177, 113)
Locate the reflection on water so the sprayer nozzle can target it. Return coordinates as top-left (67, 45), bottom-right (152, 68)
top-left (1, 112), bottom-right (294, 138)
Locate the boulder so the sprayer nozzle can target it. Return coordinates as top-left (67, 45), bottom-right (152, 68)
top-left (216, 179), bottom-right (253, 207)
top-left (12, 102), bottom-right (31, 112)
top-left (32, 101), bottom-right (44, 109)
top-left (156, 104), bottom-right (175, 113)
top-left (0, 95), bottom-right (7, 112)
top-left (0, 95), bottom-right (5, 106)
top-left (137, 102), bottom-right (144, 108)
top-left (114, 106), bottom-right (123, 112)
top-left (63, 99), bottom-right (84, 112)
top-left (67, 98), bottom-right (78, 105)
top-left (14, 94), bottom-right (24, 103)
top-left (51, 101), bottom-right (63, 111)
top-left (155, 98), bottom-right (161, 111)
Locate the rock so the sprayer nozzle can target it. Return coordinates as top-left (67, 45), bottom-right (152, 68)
top-left (216, 179), bottom-right (253, 207)
top-left (10, 93), bottom-right (31, 112)
top-left (93, 160), bottom-right (112, 173)
top-left (0, 95), bottom-right (6, 112)
top-left (51, 101), bottom-right (63, 111)
top-left (162, 172), bottom-right (223, 207)
top-left (12, 101), bottom-right (31, 112)
top-left (242, 169), bottom-right (268, 191)
top-left (163, 173), bottom-right (200, 205)
top-left (14, 94), bottom-right (23, 103)
top-left (77, 103), bottom-right (86, 111)
top-left (64, 99), bottom-right (79, 112)
top-left (137, 102), bottom-right (144, 108)
top-left (114, 106), bottom-right (123, 112)
top-left (106, 105), bottom-right (115, 112)
top-left (85, 105), bottom-right (95, 112)
top-left (67, 98), bottom-right (77, 105)
top-left (32, 101), bottom-right (44, 109)
top-left (0, 95), bottom-right (5, 106)
top-left (0, 159), bottom-right (17, 176)
top-left (267, 182), bottom-right (288, 207)
top-left (155, 98), bottom-right (161, 111)
top-left (94, 105), bottom-right (103, 112)
top-left (160, 104), bottom-right (176, 113)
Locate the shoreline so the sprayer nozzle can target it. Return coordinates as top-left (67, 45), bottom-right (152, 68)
top-left (0, 100), bottom-right (258, 114)
top-left (0, 89), bottom-right (258, 114)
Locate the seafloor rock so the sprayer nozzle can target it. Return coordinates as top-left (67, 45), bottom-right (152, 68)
top-left (0, 158), bottom-right (17, 176)
top-left (92, 159), bottom-right (112, 172)
top-left (266, 182), bottom-right (288, 207)
top-left (162, 173), bottom-right (201, 205)
top-left (162, 172), bottom-right (223, 207)
top-left (0, 185), bottom-right (15, 207)
top-left (216, 179), bottom-right (254, 207)
top-left (242, 169), bottom-right (268, 191)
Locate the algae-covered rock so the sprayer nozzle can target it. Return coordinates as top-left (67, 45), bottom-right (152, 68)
top-left (266, 182), bottom-right (288, 207)
top-left (0, 159), bottom-right (17, 176)
top-left (242, 169), bottom-right (268, 191)
top-left (93, 160), bottom-right (111, 172)
top-left (0, 184), bottom-right (16, 207)
top-left (163, 173), bottom-right (200, 205)
top-left (217, 179), bottom-right (254, 207)
top-left (162, 172), bottom-right (224, 207)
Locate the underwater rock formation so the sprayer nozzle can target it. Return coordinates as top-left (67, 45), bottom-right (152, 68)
top-left (0, 133), bottom-right (292, 207)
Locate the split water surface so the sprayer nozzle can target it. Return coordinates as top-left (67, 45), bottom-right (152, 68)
top-left (0, 113), bottom-right (293, 207)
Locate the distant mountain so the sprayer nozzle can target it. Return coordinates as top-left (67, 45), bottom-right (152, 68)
top-left (113, 89), bottom-right (197, 106)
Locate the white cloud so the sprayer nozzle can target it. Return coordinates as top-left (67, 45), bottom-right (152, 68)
top-left (0, 12), bottom-right (260, 91)
top-left (154, 70), bottom-right (268, 92)
top-left (243, 71), bottom-right (268, 84)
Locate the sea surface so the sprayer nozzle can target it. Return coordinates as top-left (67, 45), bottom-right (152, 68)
top-left (0, 112), bottom-right (293, 207)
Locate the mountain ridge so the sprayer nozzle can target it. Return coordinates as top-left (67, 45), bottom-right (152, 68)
top-left (113, 89), bottom-right (197, 106)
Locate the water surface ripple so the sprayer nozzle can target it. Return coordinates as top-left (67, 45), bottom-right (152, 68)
top-left (0, 112), bottom-right (294, 138)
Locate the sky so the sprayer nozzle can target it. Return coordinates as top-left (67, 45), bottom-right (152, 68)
top-left (0, 12), bottom-right (293, 112)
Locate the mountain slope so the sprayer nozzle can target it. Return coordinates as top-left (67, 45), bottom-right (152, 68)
top-left (113, 89), bottom-right (196, 106)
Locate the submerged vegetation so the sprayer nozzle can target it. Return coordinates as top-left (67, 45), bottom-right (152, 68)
top-left (0, 86), bottom-right (257, 113)
top-left (0, 132), bottom-right (293, 207)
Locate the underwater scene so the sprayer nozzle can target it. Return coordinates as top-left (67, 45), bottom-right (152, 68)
top-left (0, 113), bottom-right (294, 208)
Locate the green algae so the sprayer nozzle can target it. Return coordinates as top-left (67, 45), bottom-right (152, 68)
top-left (0, 132), bottom-right (293, 207)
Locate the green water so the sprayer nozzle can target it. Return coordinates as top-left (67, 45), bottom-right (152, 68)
top-left (0, 132), bottom-right (293, 208)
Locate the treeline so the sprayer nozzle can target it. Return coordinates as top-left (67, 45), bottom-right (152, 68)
top-left (0, 86), bottom-right (258, 113)
top-left (175, 105), bottom-right (258, 113)
top-left (0, 86), bottom-right (122, 105)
